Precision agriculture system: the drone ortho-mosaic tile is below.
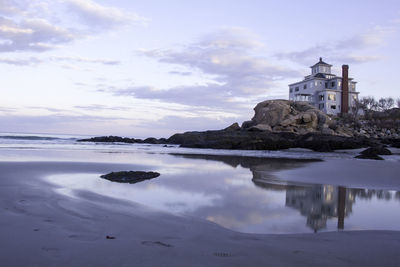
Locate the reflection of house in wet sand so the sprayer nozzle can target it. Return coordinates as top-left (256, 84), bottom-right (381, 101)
top-left (285, 185), bottom-right (355, 232)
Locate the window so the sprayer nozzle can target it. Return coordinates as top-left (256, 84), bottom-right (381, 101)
top-left (303, 84), bottom-right (307, 89)
top-left (331, 105), bottom-right (336, 110)
top-left (338, 81), bottom-right (341, 87)
top-left (295, 87), bottom-right (299, 91)
top-left (319, 103), bottom-right (324, 109)
top-left (328, 93), bottom-right (336, 101)
top-left (315, 81), bottom-right (318, 86)
top-left (319, 95), bottom-right (324, 101)
top-left (331, 81), bottom-right (335, 87)
top-left (290, 88), bottom-right (293, 93)
top-left (325, 82), bottom-right (328, 88)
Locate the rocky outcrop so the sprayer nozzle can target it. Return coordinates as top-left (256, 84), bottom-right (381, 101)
top-left (100, 171), bottom-right (160, 184)
top-left (241, 100), bottom-right (335, 136)
top-left (77, 100), bottom-right (399, 153)
top-left (167, 130), bottom-right (373, 152)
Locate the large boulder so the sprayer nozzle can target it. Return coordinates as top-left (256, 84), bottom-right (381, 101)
top-left (252, 100), bottom-right (291, 127)
top-left (250, 100), bottom-right (330, 134)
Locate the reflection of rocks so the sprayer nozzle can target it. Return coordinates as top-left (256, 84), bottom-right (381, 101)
top-left (172, 153), bottom-right (319, 186)
top-left (285, 185), bottom-right (355, 232)
top-left (170, 153), bottom-right (400, 233)
top-left (171, 153), bottom-right (319, 170)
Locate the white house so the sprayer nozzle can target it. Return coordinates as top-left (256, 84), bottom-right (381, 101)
top-left (288, 58), bottom-right (359, 115)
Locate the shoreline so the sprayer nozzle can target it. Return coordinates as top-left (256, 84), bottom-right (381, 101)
top-left (1, 160), bottom-right (400, 266)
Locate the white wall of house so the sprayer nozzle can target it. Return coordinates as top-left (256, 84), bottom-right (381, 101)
top-left (288, 59), bottom-right (359, 115)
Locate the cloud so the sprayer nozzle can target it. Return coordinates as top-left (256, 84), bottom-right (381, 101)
top-left (49, 55), bottom-right (120, 65)
top-left (336, 25), bottom-right (395, 50)
top-left (0, 106), bottom-right (16, 113)
top-left (124, 28), bottom-right (299, 110)
top-left (334, 55), bottom-right (383, 64)
top-left (66, 0), bottom-right (149, 30)
top-left (168, 71), bottom-right (192, 76)
top-left (0, 55), bottom-right (120, 66)
top-left (0, 16), bottom-right (75, 52)
top-left (0, 56), bottom-right (43, 65)
top-left (27, 106), bottom-right (68, 113)
top-left (0, 0), bottom-right (147, 53)
top-left (74, 104), bottom-right (130, 111)
top-left (275, 25), bottom-right (395, 66)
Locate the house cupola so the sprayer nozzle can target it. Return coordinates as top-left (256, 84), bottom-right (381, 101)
top-left (311, 57), bottom-right (332, 75)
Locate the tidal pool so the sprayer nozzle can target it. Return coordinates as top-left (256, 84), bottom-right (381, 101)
top-left (47, 153), bottom-right (400, 234)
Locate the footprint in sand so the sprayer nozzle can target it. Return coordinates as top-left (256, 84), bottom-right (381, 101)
top-left (141, 241), bottom-right (173, 247)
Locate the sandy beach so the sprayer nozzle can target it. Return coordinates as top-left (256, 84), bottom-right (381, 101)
top-left (1, 158), bottom-right (400, 266)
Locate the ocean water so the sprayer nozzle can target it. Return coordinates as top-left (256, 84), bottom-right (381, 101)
top-left (1, 132), bottom-right (400, 234)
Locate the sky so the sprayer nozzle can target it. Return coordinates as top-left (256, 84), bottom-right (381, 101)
top-left (1, 0), bottom-right (400, 137)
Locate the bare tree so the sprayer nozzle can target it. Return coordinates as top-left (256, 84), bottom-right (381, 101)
top-left (386, 97), bottom-right (394, 110)
top-left (350, 98), bottom-right (363, 121)
top-left (397, 98), bottom-right (400, 108)
top-left (360, 96), bottom-right (377, 111)
top-left (377, 97), bottom-right (394, 111)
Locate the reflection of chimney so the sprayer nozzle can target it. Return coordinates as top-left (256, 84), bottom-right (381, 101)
top-left (337, 186), bottom-right (346, 230)
top-left (341, 65), bottom-right (349, 114)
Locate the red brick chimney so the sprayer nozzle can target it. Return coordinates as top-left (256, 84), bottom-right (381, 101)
top-left (341, 65), bottom-right (349, 114)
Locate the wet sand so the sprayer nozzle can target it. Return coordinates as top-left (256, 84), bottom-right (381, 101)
top-left (1, 160), bottom-right (400, 266)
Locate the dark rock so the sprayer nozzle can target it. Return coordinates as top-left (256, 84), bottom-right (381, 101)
top-left (77, 136), bottom-right (138, 143)
top-left (223, 122), bottom-right (241, 131)
top-left (158, 138), bottom-right (168, 143)
top-left (381, 138), bottom-right (400, 148)
top-left (167, 130), bottom-right (371, 152)
top-left (77, 135), bottom-right (168, 145)
top-left (354, 145), bottom-right (391, 160)
top-left (100, 171), bottom-right (160, 184)
top-left (143, 137), bottom-right (160, 144)
top-left (360, 146), bottom-right (392, 156)
top-left (241, 120), bottom-right (256, 129)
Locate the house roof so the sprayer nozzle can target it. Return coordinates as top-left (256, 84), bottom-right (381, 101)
top-left (314, 73), bottom-right (326, 78)
top-left (310, 57), bottom-right (332, 67)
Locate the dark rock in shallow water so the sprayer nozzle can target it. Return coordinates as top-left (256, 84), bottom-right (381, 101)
top-left (354, 146), bottom-right (391, 160)
top-left (360, 146), bottom-right (392, 156)
top-left (100, 171), bottom-right (160, 184)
